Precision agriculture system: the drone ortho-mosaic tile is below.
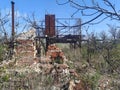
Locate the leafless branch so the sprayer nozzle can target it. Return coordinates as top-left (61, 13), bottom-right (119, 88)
top-left (56, 0), bottom-right (120, 25)
top-left (56, 0), bottom-right (70, 5)
top-left (0, 11), bottom-right (10, 42)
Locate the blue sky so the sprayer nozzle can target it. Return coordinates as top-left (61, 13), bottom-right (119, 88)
top-left (1, 0), bottom-right (74, 18)
top-left (0, 0), bottom-right (120, 35)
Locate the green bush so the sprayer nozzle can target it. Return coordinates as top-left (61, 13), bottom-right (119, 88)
top-left (0, 44), bottom-right (7, 62)
top-left (1, 74), bottom-right (10, 82)
top-left (82, 72), bottom-right (101, 90)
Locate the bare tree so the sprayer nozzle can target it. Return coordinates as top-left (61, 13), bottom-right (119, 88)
top-left (74, 19), bottom-right (81, 35)
top-left (108, 24), bottom-right (117, 40)
top-left (56, 0), bottom-right (120, 26)
top-left (0, 10), bottom-right (10, 43)
top-left (23, 13), bottom-right (44, 36)
top-left (116, 29), bottom-right (120, 40)
top-left (23, 13), bottom-right (46, 56)
top-left (99, 30), bottom-right (108, 41)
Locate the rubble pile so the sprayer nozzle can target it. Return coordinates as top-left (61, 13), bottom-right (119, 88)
top-left (46, 44), bottom-right (66, 64)
top-left (12, 40), bottom-right (86, 89)
top-left (39, 44), bottom-right (86, 90)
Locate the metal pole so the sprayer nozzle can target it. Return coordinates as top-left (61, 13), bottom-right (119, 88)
top-left (11, 1), bottom-right (15, 43)
top-left (11, 1), bottom-right (15, 56)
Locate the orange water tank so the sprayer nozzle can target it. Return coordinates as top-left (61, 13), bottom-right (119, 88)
top-left (45, 15), bottom-right (55, 37)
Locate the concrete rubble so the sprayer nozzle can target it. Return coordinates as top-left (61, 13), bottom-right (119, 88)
top-left (12, 38), bottom-right (86, 89)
